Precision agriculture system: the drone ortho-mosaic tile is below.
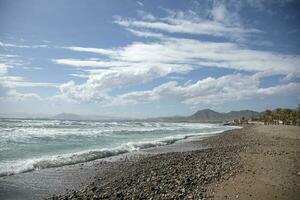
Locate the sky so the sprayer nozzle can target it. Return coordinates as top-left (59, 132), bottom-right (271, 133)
top-left (0, 0), bottom-right (299, 118)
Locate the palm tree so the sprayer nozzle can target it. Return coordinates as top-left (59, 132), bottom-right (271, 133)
top-left (261, 106), bottom-right (300, 126)
top-left (263, 110), bottom-right (272, 124)
top-left (297, 104), bottom-right (300, 125)
top-left (291, 111), bottom-right (297, 125)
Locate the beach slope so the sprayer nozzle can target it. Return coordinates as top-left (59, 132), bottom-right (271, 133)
top-left (53, 125), bottom-right (300, 199)
top-left (207, 125), bottom-right (300, 200)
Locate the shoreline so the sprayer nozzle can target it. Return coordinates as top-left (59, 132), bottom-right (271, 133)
top-left (52, 125), bottom-right (300, 200)
top-left (0, 126), bottom-right (236, 200)
top-left (1, 125), bottom-right (299, 199)
top-left (0, 125), bottom-right (237, 178)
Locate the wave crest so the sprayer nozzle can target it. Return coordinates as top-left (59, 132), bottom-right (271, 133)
top-left (0, 129), bottom-right (230, 177)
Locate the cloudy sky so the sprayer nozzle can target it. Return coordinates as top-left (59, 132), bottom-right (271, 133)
top-left (0, 0), bottom-right (299, 118)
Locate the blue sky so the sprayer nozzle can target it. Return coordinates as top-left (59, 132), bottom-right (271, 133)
top-left (0, 0), bottom-right (299, 118)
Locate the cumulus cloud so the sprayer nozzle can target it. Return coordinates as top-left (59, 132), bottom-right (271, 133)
top-left (0, 83), bottom-right (41, 100)
top-left (0, 55), bottom-right (57, 100)
top-left (109, 74), bottom-right (300, 106)
top-left (53, 6), bottom-right (300, 107)
top-left (0, 63), bottom-right (9, 75)
top-left (0, 75), bottom-right (56, 100)
top-left (59, 38), bottom-right (300, 76)
top-left (2, 1), bottom-right (298, 112)
top-left (57, 64), bottom-right (190, 102)
top-left (55, 37), bottom-right (300, 104)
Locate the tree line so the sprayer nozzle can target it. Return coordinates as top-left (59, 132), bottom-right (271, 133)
top-left (260, 105), bottom-right (300, 125)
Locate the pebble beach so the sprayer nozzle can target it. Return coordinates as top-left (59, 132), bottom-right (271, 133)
top-left (51, 125), bottom-right (300, 199)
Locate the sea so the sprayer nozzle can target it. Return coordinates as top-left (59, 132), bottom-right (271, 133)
top-left (0, 118), bottom-right (238, 177)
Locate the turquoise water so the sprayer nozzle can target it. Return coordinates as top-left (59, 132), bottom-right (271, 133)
top-left (0, 118), bottom-right (237, 176)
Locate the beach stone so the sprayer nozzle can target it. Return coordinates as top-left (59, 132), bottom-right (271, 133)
top-left (50, 126), bottom-right (248, 200)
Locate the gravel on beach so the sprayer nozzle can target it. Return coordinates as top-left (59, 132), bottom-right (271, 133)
top-left (51, 125), bottom-right (300, 200)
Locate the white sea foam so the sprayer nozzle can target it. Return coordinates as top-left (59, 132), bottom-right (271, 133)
top-left (0, 127), bottom-right (240, 177)
top-left (0, 119), bottom-right (240, 176)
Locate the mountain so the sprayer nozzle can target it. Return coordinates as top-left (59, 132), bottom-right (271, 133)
top-left (148, 109), bottom-right (261, 122)
top-left (52, 113), bottom-right (82, 120)
top-left (0, 112), bottom-right (129, 121)
top-left (189, 109), bottom-right (224, 121)
top-left (1, 109), bottom-right (261, 122)
top-left (51, 113), bottom-right (127, 121)
top-left (0, 112), bottom-right (51, 119)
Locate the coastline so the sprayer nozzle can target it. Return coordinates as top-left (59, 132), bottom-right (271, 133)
top-left (0, 126), bottom-right (235, 200)
top-left (50, 127), bottom-right (244, 199)
top-left (52, 125), bottom-right (300, 200)
top-left (1, 125), bottom-right (299, 199)
top-left (0, 122), bottom-right (235, 178)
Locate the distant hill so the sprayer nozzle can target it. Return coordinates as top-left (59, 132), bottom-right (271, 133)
top-left (51, 113), bottom-right (126, 121)
top-left (189, 109), bottom-right (224, 121)
top-left (0, 112), bottom-right (128, 121)
top-left (52, 113), bottom-right (82, 120)
top-left (1, 109), bottom-right (261, 122)
top-left (148, 109), bottom-right (261, 122)
top-left (0, 112), bottom-right (51, 119)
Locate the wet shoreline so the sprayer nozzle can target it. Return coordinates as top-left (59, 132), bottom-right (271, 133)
top-left (0, 128), bottom-right (229, 200)
top-left (51, 125), bottom-right (300, 199)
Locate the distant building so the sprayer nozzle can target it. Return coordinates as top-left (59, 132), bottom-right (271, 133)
top-left (248, 119), bottom-right (264, 125)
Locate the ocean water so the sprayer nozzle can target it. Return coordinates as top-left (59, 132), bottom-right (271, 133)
top-left (0, 118), bottom-right (237, 176)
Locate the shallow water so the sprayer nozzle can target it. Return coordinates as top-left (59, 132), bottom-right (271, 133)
top-left (0, 118), bottom-right (236, 176)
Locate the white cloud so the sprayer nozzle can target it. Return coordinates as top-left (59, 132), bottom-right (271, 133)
top-left (211, 3), bottom-right (227, 22)
top-left (0, 63), bottom-right (9, 75)
top-left (57, 64), bottom-right (190, 103)
top-left (114, 8), bottom-right (261, 40)
top-left (137, 10), bottom-right (156, 21)
top-left (6, 90), bottom-right (41, 100)
top-left (51, 7), bottom-right (299, 107)
top-left (0, 54), bottom-right (25, 69)
top-left (53, 59), bottom-right (129, 68)
top-left (0, 41), bottom-right (48, 48)
top-left (69, 73), bottom-right (90, 78)
top-left (56, 36), bottom-right (300, 103)
top-left (126, 29), bottom-right (165, 38)
top-left (61, 38), bottom-right (298, 75)
top-left (210, 2), bottom-right (240, 26)
top-left (62, 46), bottom-right (116, 56)
top-left (137, 1), bottom-right (144, 7)
top-left (109, 74), bottom-right (300, 106)
top-left (2, 4), bottom-right (298, 111)
top-left (0, 55), bottom-right (57, 100)
top-left (0, 74), bottom-right (57, 100)
top-left (2, 81), bottom-right (58, 88)
top-left (67, 37), bottom-right (299, 75)
top-left (115, 18), bottom-right (260, 38)
top-left (0, 83), bottom-right (41, 100)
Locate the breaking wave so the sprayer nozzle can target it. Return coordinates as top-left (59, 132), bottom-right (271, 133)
top-left (0, 130), bottom-right (229, 177)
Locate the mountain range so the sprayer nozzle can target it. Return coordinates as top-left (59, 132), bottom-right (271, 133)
top-left (148, 109), bottom-right (261, 122)
top-left (52, 113), bottom-right (123, 121)
top-left (0, 109), bottom-right (261, 122)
